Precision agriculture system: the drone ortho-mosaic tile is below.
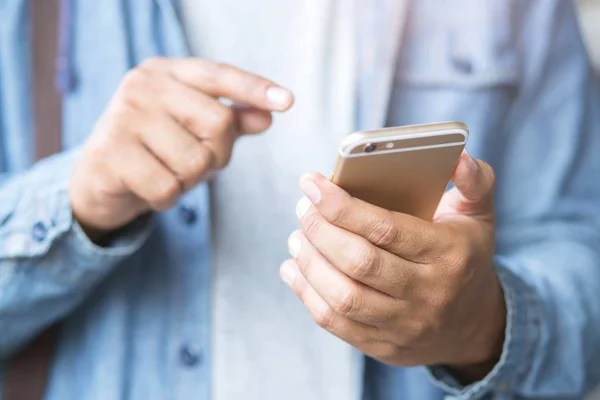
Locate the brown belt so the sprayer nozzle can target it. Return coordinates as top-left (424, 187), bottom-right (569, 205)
top-left (4, 0), bottom-right (63, 399)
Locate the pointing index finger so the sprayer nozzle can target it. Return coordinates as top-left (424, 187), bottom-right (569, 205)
top-left (140, 57), bottom-right (295, 111)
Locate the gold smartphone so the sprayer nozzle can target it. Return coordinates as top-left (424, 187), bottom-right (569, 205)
top-left (331, 122), bottom-right (469, 221)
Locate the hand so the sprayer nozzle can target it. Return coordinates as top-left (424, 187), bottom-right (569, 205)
top-left (70, 57), bottom-right (294, 238)
top-left (281, 151), bottom-right (505, 381)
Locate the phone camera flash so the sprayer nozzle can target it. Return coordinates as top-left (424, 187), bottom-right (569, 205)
top-left (385, 142), bottom-right (395, 149)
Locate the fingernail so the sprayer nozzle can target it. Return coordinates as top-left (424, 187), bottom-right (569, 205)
top-left (296, 197), bottom-right (312, 219)
top-left (266, 87), bottom-right (293, 110)
top-left (280, 261), bottom-right (296, 285)
top-left (300, 177), bottom-right (321, 204)
top-left (288, 234), bottom-right (301, 259)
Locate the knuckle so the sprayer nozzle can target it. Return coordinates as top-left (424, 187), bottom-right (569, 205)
top-left (331, 286), bottom-right (360, 317)
top-left (100, 103), bottom-right (138, 140)
top-left (326, 202), bottom-right (348, 226)
top-left (139, 56), bottom-right (166, 71)
top-left (346, 245), bottom-right (379, 280)
top-left (367, 218), bottom-right (400, 248)
top-left (86, 168), bottom-right (117, 198)
top-left (180, 114), bottom-right (203, 135)
top-left (313, 306), bottom-right (335, 330)
top-left (216, 106), bottom-right (235, 130)
top-left (395, 320), bottom-right (427, 348)
top-left (428, 290), bottom-right (452, 311)
top-left (205, 106), bottom-right (235, 134)
top-left (408, 319), bottom-right (429, 340)
top-left (215, 149), bottom-right (233, 170)
top-left (181, 149), bottom-right (211, 180)
top-left (118, 70), bottom-right (158, 109)
top-left (214, 61), bottom-right (230, 73)
top-left (376, 299), bottom-right (404, 327)
top-left (211, 62), bottom-right (234, 82)
top-left (86, 123), bottom-right (116, 154)
top-left (302, 212), bottom-right (323, 239)
top-left (209, 141), bottom-right (233, 170)
top-left (296, 251), bottom-right (314, 275)
top-left (151, 177), bottom-right (180, 209)
top-left (196, 60), bottom-right (219, 81)
top-left (372, 343), bottom-right (401, 363)
top-left (456, 259), bottom-right (476, 286)
top-left (110, 101), bottom-right (138, 123)
top-left (121, 68), bottom-right (150, 94)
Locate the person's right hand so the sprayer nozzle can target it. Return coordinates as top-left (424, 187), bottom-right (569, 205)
top-left (69, 58), bottom-right (294, 239)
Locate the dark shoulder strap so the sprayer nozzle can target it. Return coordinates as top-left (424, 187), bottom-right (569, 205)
top-left (32, 0), bottom-right (63, 159)
top-left (4, 0), bottom-right (62, 399)
top-left (4, 331), bottom-right (56, 400)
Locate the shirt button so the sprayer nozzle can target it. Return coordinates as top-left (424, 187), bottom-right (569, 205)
top-left (178, 205), bottom-right (198, 225)
top-left (451, 57), bottom-right (474, 74)
top-left (179, 343), bottom-right (202, 367)
top-left (32, 222), bottom-right (48, 242)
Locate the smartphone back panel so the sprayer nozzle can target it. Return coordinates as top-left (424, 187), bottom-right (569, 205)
top-left (331, 122), bottom-right (468, 221)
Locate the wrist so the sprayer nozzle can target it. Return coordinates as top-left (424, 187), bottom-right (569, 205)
top-left (69, 192), bottom-right (127, 246)
top-left (69, 185), bottom-right (147, 245)
top-left (70, 193), bottom-right (113, 245)
top-left (446, 277), bottom-right (507, 383)
top-left (76, 221), bottom-right (113, 246)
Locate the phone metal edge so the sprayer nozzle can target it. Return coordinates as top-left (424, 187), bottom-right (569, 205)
top-left (341, 140), bottom-right (466, 158)
top-left (339, 126), bottom-right (469, 158)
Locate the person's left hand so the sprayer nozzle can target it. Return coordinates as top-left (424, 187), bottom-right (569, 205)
top-left (281, 151), bottom-right (506, 381)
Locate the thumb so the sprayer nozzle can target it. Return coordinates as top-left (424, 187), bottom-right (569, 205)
top-left (438, 151), bottom-right (496, 217)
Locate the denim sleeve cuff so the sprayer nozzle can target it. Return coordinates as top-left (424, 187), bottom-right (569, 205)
top-left (0, 181), bottom-right (153, 287)
top-left (425, 256), bottom-right (541, 399)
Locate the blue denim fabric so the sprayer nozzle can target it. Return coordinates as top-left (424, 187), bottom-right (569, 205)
top-left (1, 0), bottom-right (599, 399)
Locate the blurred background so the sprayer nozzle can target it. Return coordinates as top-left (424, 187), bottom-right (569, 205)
top-left (577, 2), bottom-right (600, 399)
top-left (578, 0), bottom-right (600, 78)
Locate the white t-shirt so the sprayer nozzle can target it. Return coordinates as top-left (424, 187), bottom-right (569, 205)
top-left (180, 1), bottom-right (358, 399)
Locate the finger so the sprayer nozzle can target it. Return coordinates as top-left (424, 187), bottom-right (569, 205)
top-left (232, 104), bottom-right (273, 135)
top-left (121, 65), bottom-right (234, 138)
top-left (121, 68), bottom-right (240, 134)
top-left (297, 173), bottom-right (443, 262)
top-left (148, 77), bottom-right (249, 168)
top-left (155, 92), bottom-right (235, 170)
top-left (295, 200), bottom-right (423, 298)
top-left (139, 57), bottom-right (295, 111)
top-left (280, 260), bottom-right (408, 365)
top-left (280, 260), bottom-right (382, 341)
top-left (121, 67), bottom-right (273, 168)
top-left (287, 231), bottom-right (401, 325)
top-left (436, 151), bottom-right (496, 218)
top-left (111, 139), bottom-right (181, 211)
top-left (136, 113), bottom-right (215, 191)
top-left (159, 82), bottom-right (237, 141)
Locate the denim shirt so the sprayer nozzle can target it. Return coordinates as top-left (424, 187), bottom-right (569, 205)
top-left (1, 1), bottom-right (600, 399)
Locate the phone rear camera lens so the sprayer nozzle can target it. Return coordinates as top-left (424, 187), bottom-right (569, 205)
top-left (365, 143), bottom-right (377, 153)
